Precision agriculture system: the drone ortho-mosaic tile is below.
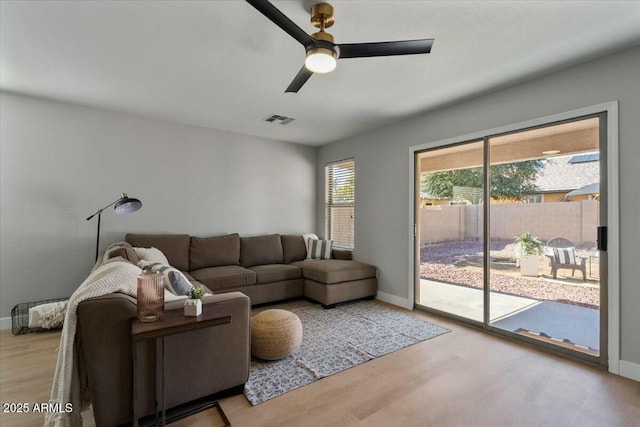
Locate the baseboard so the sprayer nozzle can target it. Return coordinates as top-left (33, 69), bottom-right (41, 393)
top-left (0, 316), bottom-right (12, 331)
top-left (619, 360), bottom-right (640, 382)
top-left (376, 291), bottom-right (412, 310)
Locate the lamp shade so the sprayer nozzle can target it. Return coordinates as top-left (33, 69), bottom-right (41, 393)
top-left (114, 194), bottom-right (142, 214)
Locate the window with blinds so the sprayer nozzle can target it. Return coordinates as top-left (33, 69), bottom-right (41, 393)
top-left (326, 159), bottom-right (355, 250)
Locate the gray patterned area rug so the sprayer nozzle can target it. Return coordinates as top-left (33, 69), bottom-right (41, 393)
top-left (244, 301), bottom-right (450, 405)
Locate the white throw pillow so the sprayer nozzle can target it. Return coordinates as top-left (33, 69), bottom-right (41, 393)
top-left (307, 238), bottom-right (333, 260)
top-left (134, 247), bottom-right (169, 265)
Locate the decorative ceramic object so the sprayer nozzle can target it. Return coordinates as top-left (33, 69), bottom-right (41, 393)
top-left (519, 254), bottom-right (539, 277)
top-left (137, 270), bottom-right (164, 322)
top-left (184, 299), bottom-right (202, 317)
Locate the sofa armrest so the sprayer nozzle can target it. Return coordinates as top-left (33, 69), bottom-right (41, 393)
top-left (77, 293), bottom-right (137, 427)
top-left (78, 291), bottom-right (250, 427)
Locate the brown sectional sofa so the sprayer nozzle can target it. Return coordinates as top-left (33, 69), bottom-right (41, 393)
top-left (125, 233), bottom-right (378, 308)
top-left (77, 233), bottom-right (377, 426)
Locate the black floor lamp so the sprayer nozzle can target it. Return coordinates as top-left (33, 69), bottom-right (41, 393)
top-left (86, 193), bottom-right (143, 261)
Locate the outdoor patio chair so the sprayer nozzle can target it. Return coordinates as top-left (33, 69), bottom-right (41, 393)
top-left (544, 237), bottom-right (587, 281)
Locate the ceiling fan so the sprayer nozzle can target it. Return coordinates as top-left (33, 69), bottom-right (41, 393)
top-left (246, 0), bottom-right (434, 93)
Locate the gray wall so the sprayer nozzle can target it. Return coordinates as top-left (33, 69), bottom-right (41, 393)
top-left (317, 46), bottom-right (640, 365)
top-left (0, 92), bottom-right (316, 318)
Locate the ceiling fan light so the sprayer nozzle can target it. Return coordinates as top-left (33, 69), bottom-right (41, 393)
top-left (305, 47), bottom-right (337, 73)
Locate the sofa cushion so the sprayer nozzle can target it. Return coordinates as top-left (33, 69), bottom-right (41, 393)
top-left (281, 235), bottom-right (308, 264)
top-left (126, 234), bottom-right (190, 271)
top-left (190, 233), bottom-right (240, 270)
top-left (182, 271), bottom-right (199, 284)
top-left (190, 265), bottom-right (256, 292)
top-left (248, 264), bottom-right (303, 284)
top-left (240, 234), bottom-right (284, 267)
top-left (291, 260), bottom-right (377, 284)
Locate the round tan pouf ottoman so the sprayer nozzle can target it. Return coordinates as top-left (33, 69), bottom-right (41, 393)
top-left (251, 309), bottom-right (303, 360)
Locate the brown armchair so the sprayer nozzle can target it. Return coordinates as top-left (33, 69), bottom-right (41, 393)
top-left (544, 237), bottom-right (587, 281)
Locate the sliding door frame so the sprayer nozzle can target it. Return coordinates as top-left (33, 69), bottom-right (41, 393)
top-left (482, 112), bottom-right (607, 366)
top-left (409, 101), bottom-right (619, 372)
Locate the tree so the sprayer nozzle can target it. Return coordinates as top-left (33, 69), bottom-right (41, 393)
top-left (422, 160), bottom-right (544, 202)
top-left (332, 173), bottom-right (354, 203)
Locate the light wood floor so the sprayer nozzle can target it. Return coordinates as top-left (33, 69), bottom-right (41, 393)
top-left (1, 300), bottom-right (638, 427)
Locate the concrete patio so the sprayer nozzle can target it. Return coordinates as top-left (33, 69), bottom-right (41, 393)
top-left (419, 279), bottom-right (599, 351)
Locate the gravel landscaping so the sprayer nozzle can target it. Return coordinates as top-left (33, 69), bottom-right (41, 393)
top-left (420, 240), bottom-right (600, 309)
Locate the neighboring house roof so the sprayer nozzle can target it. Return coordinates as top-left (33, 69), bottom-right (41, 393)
top-left (421, 153), bottom-right (599, 200)
top-left (533, 153), bottom-right (599, 193)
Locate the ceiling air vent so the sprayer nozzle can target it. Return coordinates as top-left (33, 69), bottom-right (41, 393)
top-left (263, 114), bottom-right (295, 125)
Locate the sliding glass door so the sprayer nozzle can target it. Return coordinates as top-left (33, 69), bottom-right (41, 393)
top-left (486, 116), bottom-right (606, 360)
top-left (416, 140), bottom-right (485, 323)
top-left (416, 114), bottom-right (607, 364)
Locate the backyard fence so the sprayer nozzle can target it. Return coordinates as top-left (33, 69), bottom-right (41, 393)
top-left (420, 200), bottom-right (598, 247)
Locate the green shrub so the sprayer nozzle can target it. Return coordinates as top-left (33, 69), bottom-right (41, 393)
top-left (187, 286), bottom-right (205, 299)
top-left (514, 232), bottom-right (543, 257)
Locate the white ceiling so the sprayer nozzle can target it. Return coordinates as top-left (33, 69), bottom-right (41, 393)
top-left (2, 1), bottom-right (640, 146)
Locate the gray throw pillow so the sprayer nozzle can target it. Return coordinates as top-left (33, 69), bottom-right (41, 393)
top-left (139, 261), bottom-right (193, 296)
top-left (168, 271), bottom-right (192, 296)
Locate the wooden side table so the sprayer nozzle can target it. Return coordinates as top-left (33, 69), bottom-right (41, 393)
top-left (131, 307), bottom-right (232, 426)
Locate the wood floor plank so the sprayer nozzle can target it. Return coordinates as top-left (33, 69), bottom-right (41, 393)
top-left (1, 301), bottom-right (638, 427)
top-left (0, 330), bottom-right (61, 427)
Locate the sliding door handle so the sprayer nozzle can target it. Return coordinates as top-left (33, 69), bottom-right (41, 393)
top-left (597, 226), bottom-right (607, 251)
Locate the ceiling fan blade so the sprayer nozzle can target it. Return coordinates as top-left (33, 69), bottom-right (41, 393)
top-left (245, 0), bottom-right (315, 48)
top-left (285, 66), bottom-right (314, 93)
top-left (338, 39), bottom-right (434, 59)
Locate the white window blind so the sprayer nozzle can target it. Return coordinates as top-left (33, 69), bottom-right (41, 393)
top-left (326, 159), bottom-right (355, 250)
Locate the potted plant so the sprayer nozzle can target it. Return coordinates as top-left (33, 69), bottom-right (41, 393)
top-left (514, 232), bottom-right (542, 277)
top-left (184, 286), bottom-right (204, 317)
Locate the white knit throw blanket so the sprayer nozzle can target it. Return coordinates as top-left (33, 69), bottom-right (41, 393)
top-left (45, 261), bottom-right (141, 427)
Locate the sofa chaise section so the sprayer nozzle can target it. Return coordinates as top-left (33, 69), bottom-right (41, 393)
top-left (292, 259), bottom-right (378, 308)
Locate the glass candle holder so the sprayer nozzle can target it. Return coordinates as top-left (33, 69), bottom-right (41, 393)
top-left (137, 270), bottom-right (164, 322)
